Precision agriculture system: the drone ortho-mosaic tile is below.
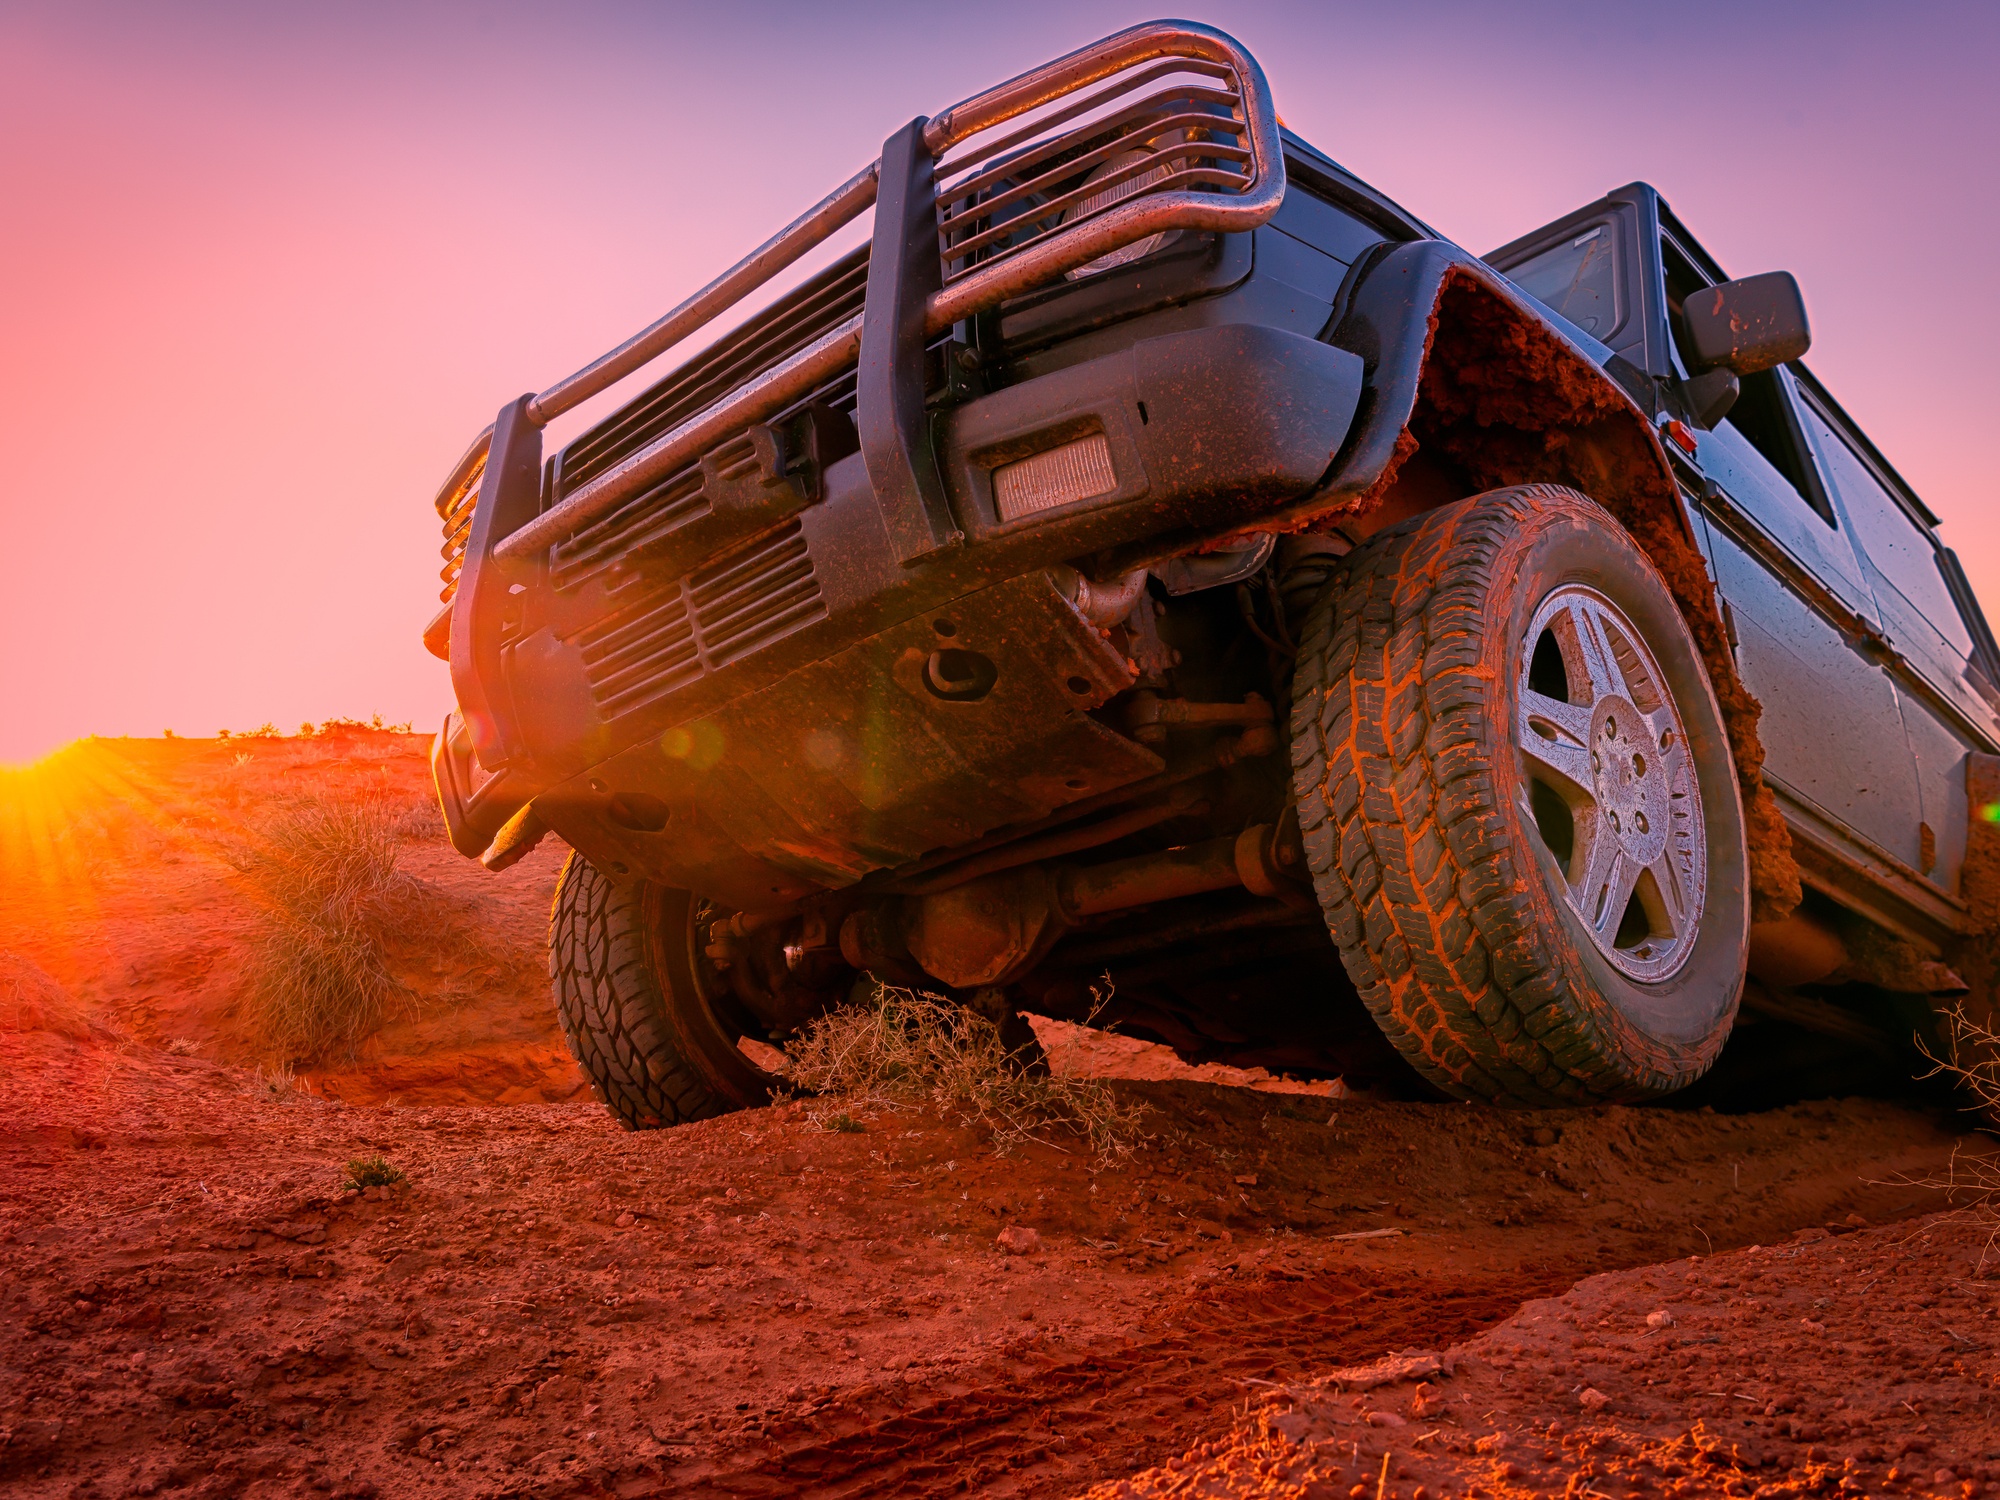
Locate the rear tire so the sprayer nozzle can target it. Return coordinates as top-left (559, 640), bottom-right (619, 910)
top-left (550, 855), bottom-right (773, 1128)
top-left (1290, 485), bottom-right (1749, 1103)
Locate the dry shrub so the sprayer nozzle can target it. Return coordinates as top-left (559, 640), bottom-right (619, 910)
top-left (237, 800), bottom-right (441, 1063)
top-left (387, 793), bottom-right (446, 843)
top-left (781, 981), bottom-right (1143, 1159)
top-left (1903, 1003), bottom-right (2000, 1248)
top-left (344, 1154), bottom-right (406, 1190)
top-left (248, 1061), bottom-right (304, 1104)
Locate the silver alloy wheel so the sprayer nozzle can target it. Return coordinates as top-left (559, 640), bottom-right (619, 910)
top-left (1516, 584), bottom-right (1708, 982)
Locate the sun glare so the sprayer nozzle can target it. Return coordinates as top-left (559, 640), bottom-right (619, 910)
top-left (0, 739), bottom-right (202, 910)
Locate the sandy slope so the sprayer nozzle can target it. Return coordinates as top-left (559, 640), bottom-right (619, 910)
top-left (0, 731), bottom-right (584, 1105)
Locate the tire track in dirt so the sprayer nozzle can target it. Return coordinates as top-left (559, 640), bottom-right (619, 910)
top-left (598, 1270), bottom-right (1559, 1498)
top-left (0, 1028), bottom-right (1966, 1500)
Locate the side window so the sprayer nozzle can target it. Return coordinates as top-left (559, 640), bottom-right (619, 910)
top-left (1500, 220), bottom-right (1623, 340)
top-left (1661, 236), bottom-right (1832, 524)
top-left (1798, 396), bottom-right (1977, 661)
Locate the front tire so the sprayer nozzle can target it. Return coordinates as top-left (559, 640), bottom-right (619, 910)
top-left (550, 855), bottom-right (773, 1128)
top-left (1291, 485), bottom-right (1750, 1103)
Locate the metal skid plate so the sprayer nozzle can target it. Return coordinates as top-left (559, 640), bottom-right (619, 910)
top-left (541, 570), bottom-right (1163, 904)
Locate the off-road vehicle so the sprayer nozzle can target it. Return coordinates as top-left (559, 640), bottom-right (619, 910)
top-left (424, 20), bottom-right (2000, 1125)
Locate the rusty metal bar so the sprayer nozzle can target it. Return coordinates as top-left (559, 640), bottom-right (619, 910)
top-left (888, 788), bottom-right (1206, 896)
top-left (923, 20), bottom-right (1253, 156)
top-left (923, 22), bottom-right (1283, 328)
top-left (524, 162), bottom-right (881, 427)
top-left (937, 90), bottom-right (1246, 225)
top-left (494, 312), bottom-right (863, 562)
top-left (433, 424), bottom-right (493, 519)
top-left (932, 57), bottom-right (1234, 179)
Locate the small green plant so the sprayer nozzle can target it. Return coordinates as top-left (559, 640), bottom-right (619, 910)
top-left (344, 1154), bottom-right (406, 1191)
top-left (828, 1112), bottom-right (865, 1133)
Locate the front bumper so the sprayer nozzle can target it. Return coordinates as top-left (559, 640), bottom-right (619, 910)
top-left (435, 319), bottom-right (1362, 887)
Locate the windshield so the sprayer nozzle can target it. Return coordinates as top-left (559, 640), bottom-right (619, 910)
top-left (1500, 221), bottom-right (1622, 340)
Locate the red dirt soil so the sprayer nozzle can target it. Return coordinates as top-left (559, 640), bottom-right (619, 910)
top-left (1085, 1213), bottom-right (2000, 1500)
top-left (0, 733), bottom-right (1990, 1498)
top-left (0, 733), bottom-right (583, 1106)
top-left (0, 1016), bottom-right (1972, 1499)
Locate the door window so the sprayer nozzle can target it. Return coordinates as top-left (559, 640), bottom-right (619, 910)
top-left (1661, 234), bottom-right (1833, 526)
top-left (1797, 393), bottom-right (1975, 664)
top-left (1498, 220), bottom-right (1624, 341)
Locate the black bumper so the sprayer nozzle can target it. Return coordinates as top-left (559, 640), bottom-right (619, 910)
top-left (436, 318), bottom-right (1363, 870)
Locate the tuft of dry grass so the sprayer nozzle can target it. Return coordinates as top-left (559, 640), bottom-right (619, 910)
top-left (248, 1061), bottom-right (304, 1104)
top-left (1899, 1003), bottom-right (2000, 1254)
top-left (235, 799), bottom-right (441, 1064)
top-left (343, 1154), bottom-right (406, 1191)
top-left (780, 981), bottom-right (1143, 1159)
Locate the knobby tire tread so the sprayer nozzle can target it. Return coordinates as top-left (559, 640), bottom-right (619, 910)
top-left (550, 855), bottom-right (731, 1130)
top-left (1292, 485), bottom-right (1698, 1105)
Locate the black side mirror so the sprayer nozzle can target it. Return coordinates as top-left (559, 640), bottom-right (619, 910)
top-left (1683, 271), bottom-right (1812, 375)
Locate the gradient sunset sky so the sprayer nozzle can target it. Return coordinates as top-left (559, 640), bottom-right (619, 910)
top-left (3, 0), bottom-right (1995, 762)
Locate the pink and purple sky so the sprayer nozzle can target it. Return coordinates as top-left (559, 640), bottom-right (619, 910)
top-left (3, 0), bottom-right (1995, 763)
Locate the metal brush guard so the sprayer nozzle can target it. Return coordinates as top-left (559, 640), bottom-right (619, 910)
top-left (431, 20), bottom-right (1287, 595)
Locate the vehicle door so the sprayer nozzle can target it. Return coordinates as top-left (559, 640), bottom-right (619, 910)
top-left (1493, 198), bottom-right (1928, 884)
top-left (1791, 379), bottom-right (2000, 896)
top-left (1650, 228), bottom-right (1930, 888)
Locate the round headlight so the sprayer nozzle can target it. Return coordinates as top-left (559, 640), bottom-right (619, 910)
top-left (1063, 139), bottom-right (1182, 280)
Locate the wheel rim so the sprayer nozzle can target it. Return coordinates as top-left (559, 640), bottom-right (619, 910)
top-left (1515, 584), bottom-right (1708, 983)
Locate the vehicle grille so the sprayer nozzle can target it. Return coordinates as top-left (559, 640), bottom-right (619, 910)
top-left (550, 246), bottom-right (869, 586)
top-left (576, 520), bottom-right (827, 720)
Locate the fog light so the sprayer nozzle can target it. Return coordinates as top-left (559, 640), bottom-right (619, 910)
top-left (991, 432), bottom-right (1117, 522)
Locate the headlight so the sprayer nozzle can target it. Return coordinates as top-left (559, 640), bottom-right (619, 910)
top-left (1063, 135), bottom-right (1187, 280)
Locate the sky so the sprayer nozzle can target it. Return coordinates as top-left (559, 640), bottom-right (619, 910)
top-left (2, 0), bottom-right (1995, 763)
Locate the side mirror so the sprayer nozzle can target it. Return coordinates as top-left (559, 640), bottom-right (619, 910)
top-left (1682, 271), bottom-right (1812, 375)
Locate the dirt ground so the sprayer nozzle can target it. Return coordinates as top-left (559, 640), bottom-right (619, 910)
top-left (2, 733), bottom-right (1995, 1498)
top-left (0, 732), bottom-right (583, 1106)
top-left (0, 1022), bottom-right (1977, 1500)
top-left (1086, 1215), bottom-right (2000, 1500)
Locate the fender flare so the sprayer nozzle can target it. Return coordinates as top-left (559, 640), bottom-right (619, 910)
top-left (1291, 240), bottom-right (1800, 922)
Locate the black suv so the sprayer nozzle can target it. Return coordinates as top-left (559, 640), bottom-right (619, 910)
top-left (425, 21), bottom-right (2000, 1125)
